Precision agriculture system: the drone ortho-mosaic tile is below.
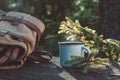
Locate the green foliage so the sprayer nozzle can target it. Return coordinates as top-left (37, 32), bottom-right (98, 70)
top-left (58, 17), bottom-right (120, 74)
top-left (40, 19), bottom-right (60, 54)
top-left (72, 0), bottom-right (100, 30)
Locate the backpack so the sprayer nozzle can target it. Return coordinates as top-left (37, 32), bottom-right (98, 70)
top-left (0, 10), bottom-right (52, 69)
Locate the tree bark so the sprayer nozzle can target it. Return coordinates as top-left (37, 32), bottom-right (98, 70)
top-left (99, 0), bottom-right (120, 40)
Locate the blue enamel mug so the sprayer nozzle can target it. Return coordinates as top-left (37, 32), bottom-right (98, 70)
top-left (58, 41), bottom-right (91, 67)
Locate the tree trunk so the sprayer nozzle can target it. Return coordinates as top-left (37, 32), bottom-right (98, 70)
top-left (99, 0), bottom-right (120, 40)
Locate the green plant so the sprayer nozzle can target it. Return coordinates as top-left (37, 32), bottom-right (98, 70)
top-left (40, 19), bottom-right (60, 54)
top-left (58, 17), bottom-right (120, 74)
top-left (72, 0), bottom-right (100, 29)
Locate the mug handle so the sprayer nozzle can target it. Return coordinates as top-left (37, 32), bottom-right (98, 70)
top-left (81, 46), bottom-right (91, 58)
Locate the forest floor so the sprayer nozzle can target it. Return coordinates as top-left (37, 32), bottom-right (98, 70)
top-left (0, 56), bottom-right (120, 80)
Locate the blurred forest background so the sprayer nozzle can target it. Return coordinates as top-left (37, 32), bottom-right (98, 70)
top-left (0, 0), bottom-right (120, 55)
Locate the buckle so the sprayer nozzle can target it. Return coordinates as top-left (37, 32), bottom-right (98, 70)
top-left (1, 16), bottom-right (23, 25)
top-left (14, 16), bottom-right (23, 21)
top-left (0, 30), bottom-right (9, 36)
top-left (11, 16), bottom-right (23, 25)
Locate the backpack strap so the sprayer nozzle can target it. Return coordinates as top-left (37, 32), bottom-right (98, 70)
top-left (28, 49), bottom-right (52, 63)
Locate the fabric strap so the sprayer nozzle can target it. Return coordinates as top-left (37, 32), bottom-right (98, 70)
top-left (28, 49), bottom-right (52, 63)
